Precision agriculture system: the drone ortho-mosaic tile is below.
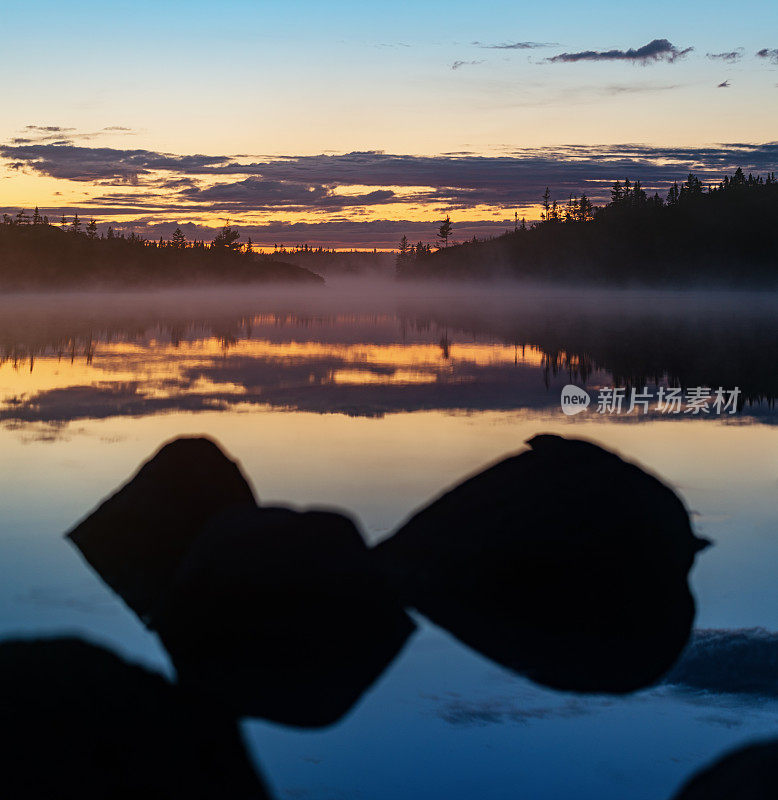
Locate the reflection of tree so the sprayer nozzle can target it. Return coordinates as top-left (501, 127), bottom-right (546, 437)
top-left (439, 333), bottom-right (451, 360)
top-left (2, 298), bottom-right (778, 418)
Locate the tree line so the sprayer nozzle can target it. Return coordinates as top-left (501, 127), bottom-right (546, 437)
top-left (395, 168), bottom-right (778, 284)
top-left (0, 216), bottom-right (323, 288)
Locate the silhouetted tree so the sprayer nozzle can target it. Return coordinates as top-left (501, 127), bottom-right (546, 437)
top-left (170, 227), bottom-right (186, 249)
top-left (542, 187), bottom-right (551, 221)
top-left (437, 216), bottom-right (453, 248)
top-left (211, 224), bottom-right (241, 251)
top-left (396, 235), bottom-right (411, 272)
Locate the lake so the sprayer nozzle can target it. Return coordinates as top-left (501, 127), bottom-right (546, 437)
top-left (2, 279), bottom-right (778, 799)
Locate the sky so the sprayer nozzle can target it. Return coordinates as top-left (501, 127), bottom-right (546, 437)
top-left (1, 0), bottom-right (777, 248)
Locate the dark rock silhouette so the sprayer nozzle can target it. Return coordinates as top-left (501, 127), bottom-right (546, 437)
top-left (0, 636), bottom-right (269, 799)
top-left (375, 433), bottom-right (708, 693)
top-left (67, 437), bottom-right (256, 619)
top-left (65, 436), bottom-right (413, 727)
top-left (153, 505), bottom-right (415, 727)
top-left (672, 738), bottom-right (778, 799)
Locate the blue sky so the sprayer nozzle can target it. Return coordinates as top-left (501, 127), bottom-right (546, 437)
top-left (1, 0), bottom-right (776, 245)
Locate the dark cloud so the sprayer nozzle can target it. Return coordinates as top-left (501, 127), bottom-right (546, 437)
top-left (0, 143), bottom-right (223, 182)
top-left (547, 38), bottom-right (693, 64)
top-left (451, 59), bottom-right (484, 70)
top-left (706, 49), bottom-right (743, 63)
top-left (3, 142), bottom-right (778, 228)
top-left (186, 177), bottom-right (395, 211)
top-left (11, 125), bottom-right (136, 146)
top-left (473, 41), bottom-right (556, 50)
top-left (25, 125), bottom-right (75, 133)
top-left (757, 48), bottom-right (778, 64)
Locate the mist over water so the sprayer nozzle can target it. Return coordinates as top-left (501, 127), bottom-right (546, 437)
top-left (2, 277), bottom-right (778, 799)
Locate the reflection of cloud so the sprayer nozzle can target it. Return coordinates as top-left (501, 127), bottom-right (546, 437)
top-left (547, 39), bottom-right (693, 64)
top-left (0, 349), bottom-right (566, 425)
top-left (437, 697), bottom-right (588, 726)
top-left (665, 629), bottom-right (778, 698)
top-left (3, 295), bottom-right (778, 433)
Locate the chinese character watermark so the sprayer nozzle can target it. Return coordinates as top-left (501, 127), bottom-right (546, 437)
top-left (560, 384), bottom-right (740, 416)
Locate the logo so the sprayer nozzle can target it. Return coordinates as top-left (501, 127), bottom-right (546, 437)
top-left (560, 384), bottom-right (591, 415)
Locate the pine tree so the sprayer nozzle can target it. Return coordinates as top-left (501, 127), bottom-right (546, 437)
top-left (437, 215), bottom-right (453, 248)
top-left (542, 187), bottom-right (551, 221)
top-left (211, 224), bottom-right (241, 250)
top-left (171, 227), bottom-right (186, 248)
top-left (396, 235), bottom-right (411, 272)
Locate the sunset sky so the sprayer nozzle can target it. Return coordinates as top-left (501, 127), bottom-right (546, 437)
top-left (1, 0), bottom-right (777, 248)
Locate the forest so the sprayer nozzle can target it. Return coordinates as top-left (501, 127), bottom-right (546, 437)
top-left (397, 168), bottom-right (778, 285)
top-left (0, 216), bottom-right (323, 289)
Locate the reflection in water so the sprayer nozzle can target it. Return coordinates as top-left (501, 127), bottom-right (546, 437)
top-left (3, 283), bottom-right (778, 800)
top-left (665, 628), bottom-right (778, 698)
top-left (2, 283), bottom-right (778, 436)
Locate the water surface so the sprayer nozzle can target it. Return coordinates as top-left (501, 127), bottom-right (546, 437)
top-left (2, 280), bottom-right (777, 799)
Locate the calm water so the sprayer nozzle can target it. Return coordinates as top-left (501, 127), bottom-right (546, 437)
top-left (2, 280), bottom-right (778, 799)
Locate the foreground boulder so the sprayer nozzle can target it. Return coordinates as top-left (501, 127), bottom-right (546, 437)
top-left (672, 739), bottom-right (778, 799)
top-left (67, 437), bottom-right (256, 619)
top-left (0, 637), bottom-right (269, 799)
top-left (153, 505), bottom-right (415, 727)
top-left (375, 433), bottom-right (708, 693)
